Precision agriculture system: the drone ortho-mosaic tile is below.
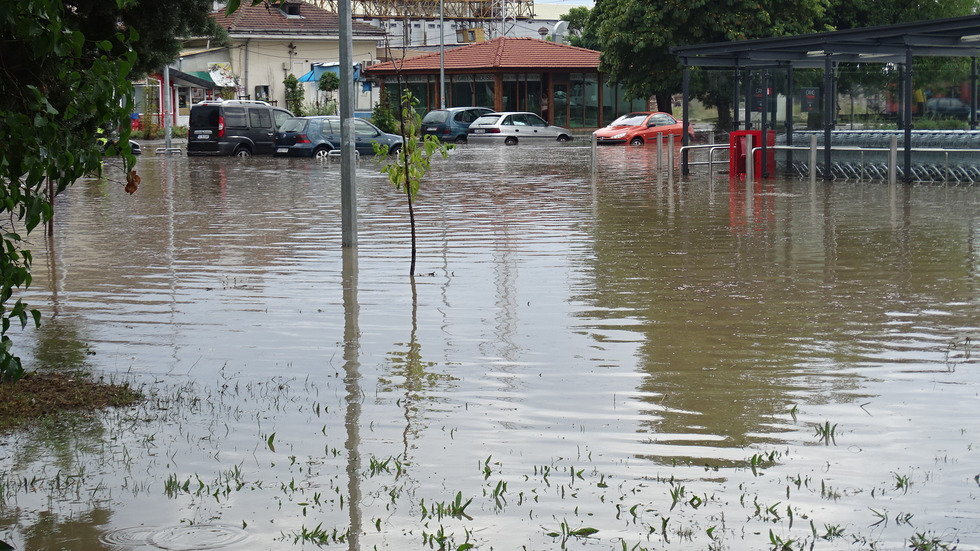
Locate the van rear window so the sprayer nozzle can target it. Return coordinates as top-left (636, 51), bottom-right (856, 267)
top-left (190, 106), bottom-right (219, 127)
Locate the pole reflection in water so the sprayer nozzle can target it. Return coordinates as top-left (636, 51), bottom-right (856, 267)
top-left (342, 246), bottom-right (362, 551)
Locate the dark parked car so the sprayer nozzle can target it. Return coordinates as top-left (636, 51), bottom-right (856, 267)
top-left (187, 100), bottom-right (293, 157)
top-left (926, 97), bottom-right (971, 119)
top-left (420, 107), bottom-right (494, 143)
top-left (273, 116), bottom-right (403, 158)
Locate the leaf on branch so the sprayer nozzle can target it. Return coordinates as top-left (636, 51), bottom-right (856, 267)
top-left (125, 170), bottom-right (141, 194)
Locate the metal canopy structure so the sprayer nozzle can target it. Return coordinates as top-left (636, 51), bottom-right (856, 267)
top-left (669, 15), bottom-right (980, 181)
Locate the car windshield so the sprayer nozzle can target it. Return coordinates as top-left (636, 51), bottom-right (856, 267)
top-left (421, 111), bottom-right (449, 124)
top-left (609, 113), bottom-right (649, 127)
top-left (471, 115), bottom-right (500, 125)
top-left (279, 118), bottom-right (307, 133)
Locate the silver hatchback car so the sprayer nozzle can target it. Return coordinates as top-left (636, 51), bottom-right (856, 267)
top-left (466, 112), bottom-right (574, 146)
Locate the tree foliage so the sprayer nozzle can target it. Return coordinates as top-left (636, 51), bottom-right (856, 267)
top-left (283, 73), bottom-right (306, 116)
top-left (67, 0), bottom-right (228, 76)
top-left (374, 91), bottom-right (452, 276)
top-left (0, 0), bottom-right (140, 381)
top-left (560, 7), bottom-right (601, 49)
top-left (591, 0), bottom-right (830, 110)
top-left (0, 0), bottom-right (226, 382)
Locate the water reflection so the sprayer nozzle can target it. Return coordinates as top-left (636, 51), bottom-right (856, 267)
top-left (1, 146), bottom-right (977, 549)
top-left (342, 247), bottom-right (361, 551)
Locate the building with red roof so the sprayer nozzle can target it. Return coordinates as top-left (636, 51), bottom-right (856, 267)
top-left (178, 1), bottom-right (384, 114)
top-left (363, 37), bottom-right (648, 128)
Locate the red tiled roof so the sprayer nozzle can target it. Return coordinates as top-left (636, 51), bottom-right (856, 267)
top-left (364, 37), bottom-right (601, 74)
top-left (213, 2), bottom-right (384, 37)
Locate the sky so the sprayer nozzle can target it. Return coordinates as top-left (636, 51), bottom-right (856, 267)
top-left (535, 0), bottom-right (594, 6)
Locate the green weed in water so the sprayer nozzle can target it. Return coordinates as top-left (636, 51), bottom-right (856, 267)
top-left (893, 471), bottom-right (912, 494)
top-left (908, 531), bottom-right (958, 550)
top-left (545, 518), bottom-right (599, 548)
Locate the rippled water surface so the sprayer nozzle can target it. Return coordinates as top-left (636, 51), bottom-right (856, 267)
top-left (2, 143), bottom-right (979, 550)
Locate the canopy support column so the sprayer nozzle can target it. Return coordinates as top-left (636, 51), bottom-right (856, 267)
top-left (971, 56), bottom-right (977, 130)
top-left (682, 61), bottom-right (691, 175)
top-left (761, 69), bottom-right (770, 179)
top-left (785, 66), bottom-right (794, 168)
top-left (733, 66), bottom-right (741, 130)
top-left (745, 70), bottom-right (753, 130)
top-left (823, 54), bottom-right (833, 180)
top-left (903, 47), bottom-right (913, 184)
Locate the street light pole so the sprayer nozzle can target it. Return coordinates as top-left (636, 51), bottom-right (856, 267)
top-left (439, 0), bottom-right (446, 109)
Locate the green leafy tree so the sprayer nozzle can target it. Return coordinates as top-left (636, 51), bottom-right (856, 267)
top-left (374, 91), bottom-right (452, 276)
top-left (560, 7), bottom-right (601, 49)
top-left (826, 0), bottom-right (978, 105)
top-left (0, 0), bottom-right (228, 382)
top-left (592, 0), bottom-right (829, 113)
top-left (319, 72), bottom-right (341, 102)
top-left (283, 73), bottom-right (306, 115)
top-left (371, 87), bottom-right (399, 134)
top-left (1, 0), bottom-right (140, 381)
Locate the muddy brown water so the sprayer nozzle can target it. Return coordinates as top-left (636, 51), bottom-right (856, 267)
top-left (1, 142), bottom-right (978, 550)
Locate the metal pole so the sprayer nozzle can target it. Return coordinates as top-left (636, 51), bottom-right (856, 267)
top-left (340, 0), bottom-right (357, 247)
top-left (745, 69), bottom-right (753, 130)
top-left (971, 57), bottom-right (977, 130)
top-left (681, 62), bottom-right (690, 175)
top-left (808, 134), bottom-right (817, 185)
top-left (745, 132), bottom-right (754, 184)
top-left (761, 69), bottom-right (769, 179)
top-left (668, 134), bottom-right (674, 185)
top-left (657, 133), bottom-right (663, 169)
top-left (888, 134), bottom-right (898, 185)
top-left (823, 54), bottom-right (833, 181)
top-left (163, 65), bottom-right (173, 150)
top-left (733, 66), bottom-right (741, 130)
top-left (590, 132), bottom-right (597, 174)
top-left (903, 47), bottom-right (913, 184)
top-left (786, 66), bottom-right (794, 168)
top-left (439, 0), bottom-right (446, 109)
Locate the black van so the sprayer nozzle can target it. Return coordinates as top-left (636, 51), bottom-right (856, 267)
top-left (187, 100), bottom-right (293, 157)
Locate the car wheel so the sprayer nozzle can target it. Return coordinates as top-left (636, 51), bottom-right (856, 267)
top-left (504, 136), bottom-right (518, 146)
top-left (557, 135), bottom-right (572, 143)
top-left (233, 146), bottom-right (251, 158)
top-left (313, 147), bottom-right (332, 160)
top-left (454, 135), bottom-right (467, 144)
top-left (629, 137), bottom-right (644, 146)
top-left (388, 144), bottom-right (402, 156)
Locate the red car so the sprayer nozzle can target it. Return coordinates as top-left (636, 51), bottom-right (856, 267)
top-left (593, 112), bottom-right (694, 145)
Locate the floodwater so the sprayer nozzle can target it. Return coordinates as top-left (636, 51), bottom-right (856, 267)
top-left (1, 142), bottom-right (978, 550)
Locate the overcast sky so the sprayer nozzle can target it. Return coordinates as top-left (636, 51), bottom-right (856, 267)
top-left (535, 0), bottom-right (594, 6)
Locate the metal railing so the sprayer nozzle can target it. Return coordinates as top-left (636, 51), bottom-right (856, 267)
top-left (679, 136), bottom-right (980, 184)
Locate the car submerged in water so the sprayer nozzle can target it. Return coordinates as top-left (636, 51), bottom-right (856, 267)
top-left (593, 112), bottom-right (694, 145)
top-left (420, 106), bottom-right (494, 144)
top-left (466, 112), bottom-right (573, 146)
top-left (187, 100), bottom-right (293, 158)
top-left (272, 116), bottom-right (403, 159)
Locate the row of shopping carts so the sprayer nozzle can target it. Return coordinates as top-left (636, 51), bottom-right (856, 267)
top-left (777, 130), bottom-right (980, 183)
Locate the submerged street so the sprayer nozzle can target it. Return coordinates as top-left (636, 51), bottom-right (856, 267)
top-left (1, 142), bottom-right (978, 550)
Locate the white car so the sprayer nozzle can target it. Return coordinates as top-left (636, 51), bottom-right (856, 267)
top-left (466, 112), bottom-right (574, 146)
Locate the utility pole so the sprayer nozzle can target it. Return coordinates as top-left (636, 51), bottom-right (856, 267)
top-left (340, 0), bottom-right (357, 247)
